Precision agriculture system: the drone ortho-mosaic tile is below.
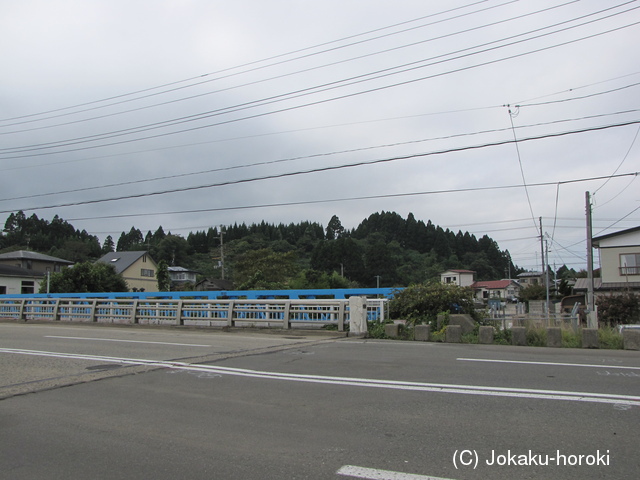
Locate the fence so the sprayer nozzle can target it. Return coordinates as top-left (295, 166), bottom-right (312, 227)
top-left (0, 296), bottom-right (388, 331)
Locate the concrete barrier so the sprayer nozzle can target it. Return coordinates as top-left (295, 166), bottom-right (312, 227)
top-left (438, 314), bottom-right (475, 334)
top-left (546, 327), bottom-right (562, 348)
top-left (414, 324), bottom-right (430, 341)
top-left (478, 326), bottom-right (494, 344)
top-left (622, 329), bottom-right (640, 350)
top-left (512, 326), bottom-right (526, 346)
top-left (384, 323), bottom-right (400, 338)
top-left (446, 325), bottom-right (462, 343)
top-left (582, 328), bottom-right (599, 348)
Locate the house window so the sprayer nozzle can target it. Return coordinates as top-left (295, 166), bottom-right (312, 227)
top-left (141, 268), bottom-right (154, 277)
top-left (620, 254), bottom-right (640, 275)
top-left (21, 281), bottom-right (35, 294)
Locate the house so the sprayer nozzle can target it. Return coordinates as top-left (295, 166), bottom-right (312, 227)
top-left (168, 266), bottom-right (199, 290)
top-left (517, 271), bottom-right (546, 287)
top-left (0, 264), bottom-right (44, 295)
top-left (440, 269), bottom-right (476, 287)
top-left (0, 250), bottom-right (73, 274)
top-left (471, 279), bottom-right (521, 302)
top-left (97, 251), bottom-right (159, 292)
top-left (575, 226), bottom-right (640, 294)
top-left (194, 278), bottom-right (234, 291)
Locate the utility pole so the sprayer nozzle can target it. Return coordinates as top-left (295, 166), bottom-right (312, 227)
top-left (539, 217), bottom-right (545, 276)
top-left (539, 217), bottom-right (550, 319)
top-left (545, 238), bottom-right (550, 325)
top-left (585, 191), bottom-right (595, 322)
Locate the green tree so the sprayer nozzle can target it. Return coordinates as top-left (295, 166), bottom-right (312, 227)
top-left (153, 234), bottom-right (191, 266)
top-left (102, 235), bottom-right (115, 254)
top-left (518, 284), bottom-right (546, 302)
top-left (43, 262), bottom-right (127, 293)
top-left (233, 249), bottom-right (299, 289)
top-left (156, 260), bottom-right (171, 291)
top-left (325, 215), bottom-right (345, 240)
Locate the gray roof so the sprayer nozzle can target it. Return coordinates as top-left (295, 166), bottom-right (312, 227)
top-left (592, 225), bottom-right (640, 244)
top-left (97, 251), bottom-right (153, 274)
top-left (0, 264), bottom-right (44, 278)
top-left (168, 266), bottom-right (198, 273)
top-left (574, 278), bottom-right (640, 291)
top-left (0, 250), bottom-right (73, 264)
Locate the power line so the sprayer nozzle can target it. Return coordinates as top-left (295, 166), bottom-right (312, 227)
top-left (60, 172), bottom-right (639, 223)
top-left (3, 4), bottom-right (638, 158)
top-left (4, 109), bottom-right (638, 202)
top-left (0, 0), bottom-right (499, 125)
top-left (3, 119), bottom-right (639, 213)
top-left (0, 0), bottom-right (573, 135)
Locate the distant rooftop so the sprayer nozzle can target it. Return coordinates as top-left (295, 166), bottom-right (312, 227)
top-left (0, 250), bottom-right (73, 264)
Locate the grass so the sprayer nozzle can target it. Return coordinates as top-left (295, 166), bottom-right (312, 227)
top-left (366, 320), bottom-right (626, 349)
top-left (598, 326), bottom-right (624, 349)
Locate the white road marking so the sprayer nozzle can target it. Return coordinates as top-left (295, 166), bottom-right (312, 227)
top-left (457, 357), bottom-right (640, 370)
top-left (1, 347), bottom-right (639, 406)
top-left (45, 335), bottom-right (211, 347)
top-left (336, 465), bottom-right (456, 480)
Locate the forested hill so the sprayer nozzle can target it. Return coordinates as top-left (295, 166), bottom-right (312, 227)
top-left (0, 210), bottom-right (519, 288)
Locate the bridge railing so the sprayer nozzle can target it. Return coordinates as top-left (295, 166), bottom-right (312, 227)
top-left (0, 296), bottom-right (389, 331)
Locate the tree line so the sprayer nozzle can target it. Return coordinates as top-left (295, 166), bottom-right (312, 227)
top-left (1, 210), bottom-right (523, 289)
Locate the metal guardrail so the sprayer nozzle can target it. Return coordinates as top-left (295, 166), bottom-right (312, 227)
top-left (0, 297), bottom-right (388, 331)
top-left (0, 288), bottom-right (396, 300)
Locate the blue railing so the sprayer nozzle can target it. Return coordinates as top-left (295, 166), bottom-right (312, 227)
top-left (0, 288), bottom-right (398, 301)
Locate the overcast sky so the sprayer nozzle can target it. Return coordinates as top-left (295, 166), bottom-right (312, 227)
top-left (1, 0), bottom-right (639, 273)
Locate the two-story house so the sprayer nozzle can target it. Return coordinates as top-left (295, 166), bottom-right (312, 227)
top-left (440, 269), bottom-right (476, 287)
top-left (0, 250), bottom-right (73, 274)
top-left (0, 250), bottom-right (74, 294)
top-left (97, 251), bottom-right (159, 292)
top-left (575, 226), bottom-right (640, 294)
top-left (517, 271), bottom-right (546, 287)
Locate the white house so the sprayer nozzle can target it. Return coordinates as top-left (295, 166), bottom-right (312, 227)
top-left (517, 271), bottom-right (546, 287)
top-left (168, 266), bottom-right (197, 283)
top-left (471, 279), bottom-right (521, 302)
top-left (593, 226), bottom-right (640, 284)
top-left (440, 269), bottom-right (476, 287)
top-left (574, 226), bottom-right (640, 295)
top-left (0, 265), bottom-right (43, 295)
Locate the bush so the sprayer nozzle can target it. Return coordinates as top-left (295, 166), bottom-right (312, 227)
top-left (389, 282), bottom-right (477, 325)
top-left (42, 261), bottom-right (127, 293)
top-left (494, 328), bottom-right (512, 345)
top-left (526, 326), bottom-right (547, 347)
top-left (562, 329), bottom-right (581, 348)
top-left (597, 293), bottom-right (640, 326)
top-left (367, 321), bottom-right (389, 339)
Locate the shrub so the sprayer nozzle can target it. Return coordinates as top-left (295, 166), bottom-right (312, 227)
top-left (389, 282), bottom-right (477, 325)
top-left (494, 328), bottom-right (512, 345)
top-left (366, 321), bottom-right (389, 339)
top-left (561, 329), bottom-right (581, 348)
top-left (526, 326), bottom-right (547, 347)
top-left (597, 293), bottom-right (640, 326)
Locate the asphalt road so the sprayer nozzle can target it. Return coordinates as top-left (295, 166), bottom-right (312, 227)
top-left (1, 321), bottom-right (639, 480)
